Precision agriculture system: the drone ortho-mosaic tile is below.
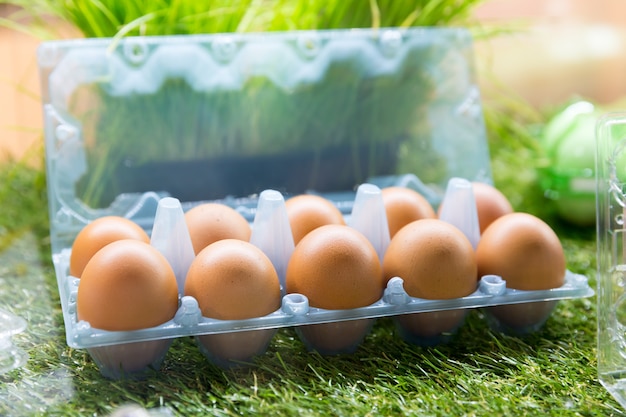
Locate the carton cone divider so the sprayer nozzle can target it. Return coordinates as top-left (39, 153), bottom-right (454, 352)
top-left (348, 183), bottom-right (390, 263)
top-left (438, 177), bottom-right (480, 250)
top-left (151, 197), bottom-right (196, 294)
top-left (250, 189), bottom-right (295, 291)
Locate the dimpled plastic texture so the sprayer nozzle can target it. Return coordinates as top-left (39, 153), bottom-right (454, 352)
top-left (38, 28), bottom-right (594, 376)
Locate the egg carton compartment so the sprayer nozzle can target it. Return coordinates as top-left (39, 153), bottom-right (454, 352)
top-left (38, 29), bottom-right (593, 378)
top-left (51, 177), bottom-right (593, 378)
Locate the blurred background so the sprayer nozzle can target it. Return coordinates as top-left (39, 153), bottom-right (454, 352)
top-left (1, 0), bottom-right (626, 163)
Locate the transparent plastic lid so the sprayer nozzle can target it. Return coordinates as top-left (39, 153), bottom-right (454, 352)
top-left (38, 27), bottom-right (492, 254)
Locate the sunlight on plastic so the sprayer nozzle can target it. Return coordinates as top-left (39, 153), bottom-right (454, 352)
top-left (0, 232), bottom-right (75, 414)
top-left (0, 308), bottom-right (28, 374)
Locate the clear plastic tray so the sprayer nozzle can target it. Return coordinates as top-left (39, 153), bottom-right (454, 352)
top-left (38, 28), bottom-right (593, 377)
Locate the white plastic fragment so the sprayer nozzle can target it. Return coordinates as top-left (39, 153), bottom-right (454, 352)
top-left (174, 296), bottom-right (202, 327)
top-left (479, 275), bottom-right (507, 296)
top-left (150, 197), bottom-right (196, 294)
top-left (249, 189), bottom-right (295, 290)
top-left (383, 277), bottom-right (411, 305)
top-left (348, 183), bottom-right (390, 262)
top-left (438, 177), bottom-right (481, 249)
top-left (281, 293), bottom-right (309, 316)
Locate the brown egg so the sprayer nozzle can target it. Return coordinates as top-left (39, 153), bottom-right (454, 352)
top-left (286, 224), bottom-right (383, 354)
top-left (383, 219), bottom-right (477, 299)
top-left (382, 218), bottom-right (476, 344)
top-left (381, 186), bottom-right (436, 237)
top-left (184, 203), bottom-right (251, 255)
top-left (184, 239), bottom-right (281, 320)
top-left (476, 212), bottom-right (566, 290)
top-left (477, 213), bottom-right (566, 333)
top-left (284, 194), bottom-right (345, 244)
top-left (70, 216), bottom-right (150, 278)
top-left (77, 239), bottom-right (179, 331)
top-left (184, 239), bottom-right (281, 367)
top-left (472, 182), bottom-right (514, 234)
top-left (286, 224), bottom-right (383, 310)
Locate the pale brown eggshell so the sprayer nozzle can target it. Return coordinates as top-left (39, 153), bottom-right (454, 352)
top-left (284, 194), bottom-right (345, 244)
top-left (77, 239), bottom-right (179, 331)
top-left (184, 239), bottom-right (281, 320)
top-left (184, 203), bottom-right (251, 255)
top-left (70, 216), bottom-right (150, 278)
top-left (382, 219), bottom-right (477, 299)
top-left (381, 186), bottom-right (436, 238)
top-left (285, 224), bottom-right (383, 310)
top-left (472, 182), bottom-right (514, 234)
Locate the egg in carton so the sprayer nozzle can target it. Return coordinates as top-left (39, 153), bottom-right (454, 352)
top-left (60, 176), bottom-right (593, 378)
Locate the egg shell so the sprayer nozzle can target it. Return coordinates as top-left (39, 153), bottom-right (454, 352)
top-left (476, 212), bottom-right (566, 290)
top-left (77, 239), bottom-right (179, 331)
top-left (284, 194), bottom-right (345, 244)
top-left (471, 182), bottom-right (514, 234)
top-left (381, 186), bottom-right (436, 237)
top-left (184, 203), bottom-right (251, 255)
top-left (285, 224), bottom-right (384, 310)
top-left (184, 239), bottom-right (281, 320)
top-left (382, 219), bottom-right (477, 299)
top-left (69, 216), bottom-right (150, 278)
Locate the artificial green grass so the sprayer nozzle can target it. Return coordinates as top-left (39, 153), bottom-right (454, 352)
top-left (0, 1), bottom-right (617, 415)
top-left (0, 130), bottom-right (622, 416)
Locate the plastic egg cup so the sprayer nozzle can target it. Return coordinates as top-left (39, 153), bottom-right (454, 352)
top-left (485, 300), bottom-right (558, 336)
top-left (296, 318), bottom-right (375, 355)
top-left (394, 309), bottom-right (468, 346)
top-left (87, 339), bottom-right (172, 380)
top-left (196, 329), bottom-right (277, 369)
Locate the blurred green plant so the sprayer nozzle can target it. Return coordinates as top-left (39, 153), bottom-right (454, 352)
top-left (4, 0), bottom-right (501, 208)
top-left (2, 0), bottom-right (486, 38)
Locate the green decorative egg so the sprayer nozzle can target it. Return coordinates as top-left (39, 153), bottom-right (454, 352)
top-left (539, 101), bottom-right (600, 226)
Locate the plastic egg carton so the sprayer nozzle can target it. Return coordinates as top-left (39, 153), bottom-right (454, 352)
top-left (38, 28), bottom-right (593, 378)
top-left (50, 177), bottom-right (592, 378)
